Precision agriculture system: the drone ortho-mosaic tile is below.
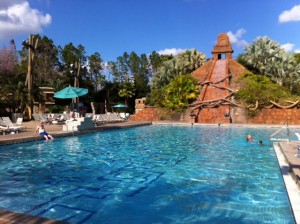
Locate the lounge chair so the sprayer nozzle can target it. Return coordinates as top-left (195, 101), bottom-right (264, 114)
top-left (0, 119), bottom-right (12, 135)
top-left (0, 126), bottom-right (11, 135)
top-left (16, 117), bottom-right (23, 126)
top-left (32, 113), bottom-right (42, 121)
top-left (1, 117), bottom-right (23, 133)
top-left (109, 113), bottom-right (124, 122)
top-left (91, 114), bottom-right (104, 126)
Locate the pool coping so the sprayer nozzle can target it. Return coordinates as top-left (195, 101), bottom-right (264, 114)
top-left (0, 209), bottom-right (70, 224)
top-left (274, 143), bottom-right (300, 224)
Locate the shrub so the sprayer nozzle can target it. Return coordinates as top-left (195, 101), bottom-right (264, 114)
top-left (235, 72), bottom-right (291, 108)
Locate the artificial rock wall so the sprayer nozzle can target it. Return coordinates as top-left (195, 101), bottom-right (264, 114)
top-left (246, 109), bottom-right (300, 125)
top-left (130, 107), bottom-right (300, 125)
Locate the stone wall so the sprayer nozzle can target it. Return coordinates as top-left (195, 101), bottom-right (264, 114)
top-left (130, 107), bottom-right (160, 121)
top-left (197, 106), bottom-right (231, 124)
top-left (135, 97), bottom-right (146, 114)
top-left (246, 109), bottom-right (300, 125)
top-left (130, 107), bottom-right (300, 125)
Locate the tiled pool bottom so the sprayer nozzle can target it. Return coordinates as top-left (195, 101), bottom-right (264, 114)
top-left (0, 125), bottom-right (296, 223)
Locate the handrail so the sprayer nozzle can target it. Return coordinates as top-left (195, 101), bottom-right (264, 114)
top-left (270, 119), bottom-right (290, 142)
top-left (270, 127), bottom-right (285, 138)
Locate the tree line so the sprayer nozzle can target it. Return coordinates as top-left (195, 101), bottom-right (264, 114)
top-left (0, 34), bottom-right (299, 118)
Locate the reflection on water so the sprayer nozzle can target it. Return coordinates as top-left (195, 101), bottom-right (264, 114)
top-left (0, 125), bottom-right (295, 224)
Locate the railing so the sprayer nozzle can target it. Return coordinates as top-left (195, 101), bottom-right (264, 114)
top-left (269, 120), bottom-right (290, 143)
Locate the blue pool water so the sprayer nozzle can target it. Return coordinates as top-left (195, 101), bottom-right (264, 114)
top-left (0, 125), bottom-right (295, 224)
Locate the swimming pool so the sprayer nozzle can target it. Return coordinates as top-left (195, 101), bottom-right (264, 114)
top-left (0, 125), bottom-right (295, 223)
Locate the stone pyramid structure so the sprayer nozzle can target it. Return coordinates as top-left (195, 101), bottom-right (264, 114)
top-left (191, 33), bottom-right (247, 123)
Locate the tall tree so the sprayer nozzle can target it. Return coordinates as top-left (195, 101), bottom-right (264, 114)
top-left (88, 52), bottom-right (104, 91)
top-left (0, 39), bottom-right (23, 113)
top-left (0, 39), bottom-right (18, 77)
top-left (127, 52), bottom-right (150, 98)
top-left (59, 43), bottom-right (87, 89)
top-left (149, 51), bottom-right (174, 77)
top-left (136, 53), bottom-right (150, 97)
top-left (30, 35), bottom-right (59, 87)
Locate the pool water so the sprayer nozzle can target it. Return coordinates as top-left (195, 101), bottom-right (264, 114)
top-left (0, 125), bottom-right (295, 224)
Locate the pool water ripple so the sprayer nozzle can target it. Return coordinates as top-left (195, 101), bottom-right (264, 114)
top-left (0, 125), bottom-right (296, 223)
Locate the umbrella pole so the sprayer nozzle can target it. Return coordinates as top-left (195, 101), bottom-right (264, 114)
top-left (72, 98), bottom-right (76, 111)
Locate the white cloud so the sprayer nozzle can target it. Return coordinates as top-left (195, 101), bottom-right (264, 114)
top-left (279, 5), bottom-right (300, 23)
top-left (0, 1), bottom-right (51, 40)
top-left (295, 49), bottom-right (300, 53)
top-left (0, 0), bottom-right (22, 9)
top-left (157, 48), bottom-right (186, 56)
top-left (281, 43), bottom-right (295, 52)
top-left (227, 29), bottom-right (248, 49)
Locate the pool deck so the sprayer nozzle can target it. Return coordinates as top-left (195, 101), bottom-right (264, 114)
top-left (0, 120), bottom-right (152, 145)
top-left (0, 121), bottom-right (300, 223)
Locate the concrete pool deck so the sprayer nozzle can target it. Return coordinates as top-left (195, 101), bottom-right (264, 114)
top-left (0, 121), bottom-right (300, 223)
top-left (0, 120), bottom-right (152, 145)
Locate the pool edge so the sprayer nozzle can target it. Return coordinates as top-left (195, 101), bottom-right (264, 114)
top-left (274, 142), bottom-right (300, 224)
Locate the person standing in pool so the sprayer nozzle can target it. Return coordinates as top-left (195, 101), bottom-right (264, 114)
top-left (246, 135), bottom-right (254, 141)
top-left (258, 140), bottom-right (264, 146)
top-left (34, 121), bottom-right (54, 141)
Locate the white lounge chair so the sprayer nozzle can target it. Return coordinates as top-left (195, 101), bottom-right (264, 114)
top-left (1, 117), bottom-right (23, 132)
top-left (0, 125), bottom-right (12, 135)
top-left (295, 132), bottom-right (300, 140)
top-left (32, 113), bottom-right (42, 121)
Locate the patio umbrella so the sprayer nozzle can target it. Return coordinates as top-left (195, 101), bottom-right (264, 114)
top-left (112, 104), bottom-right (128, 108)
top-left (54, 86), bottom-right (88, 99)
top-left (112, 104), bottom-right (128, 113)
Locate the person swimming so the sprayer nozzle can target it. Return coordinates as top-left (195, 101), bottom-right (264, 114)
top-left (246, 135), bottom-right (254, 141)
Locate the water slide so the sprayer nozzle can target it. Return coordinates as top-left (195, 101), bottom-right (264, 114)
top-left (201, 59), bottom-right (228, 102)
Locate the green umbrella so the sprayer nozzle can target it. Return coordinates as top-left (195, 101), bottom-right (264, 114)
top-left (54, 86), bottom-right (88, 99)
top-left (112, 104), bottom-right (128, 108)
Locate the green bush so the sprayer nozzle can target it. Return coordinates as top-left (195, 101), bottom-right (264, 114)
top-left (235, 72), bottom-right (291, 108)
top-left (163, 75), bottom-right (199, 112)
top-left (145, 88), bottom-right (165, 107)
top-left (49, 105), bottom-right (65, 113)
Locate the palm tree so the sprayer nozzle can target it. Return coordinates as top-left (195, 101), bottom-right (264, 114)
top-left (151, 49), bottom-right (206, 89)
top-left (164, 75), bottom-right (199, 112)
top-left (118, 82), bottom-right (135, 106)
top-left (177, 49), bottom-right (206, 74)
top-left (242, 36), bottom-right (300, 88)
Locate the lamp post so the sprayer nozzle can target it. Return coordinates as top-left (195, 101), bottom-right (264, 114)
top-left (22, 34), bottom-right (38, 119)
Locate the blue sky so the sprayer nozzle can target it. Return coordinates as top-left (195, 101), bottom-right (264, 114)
top-left (0, 0), bottom-right (300, 62)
